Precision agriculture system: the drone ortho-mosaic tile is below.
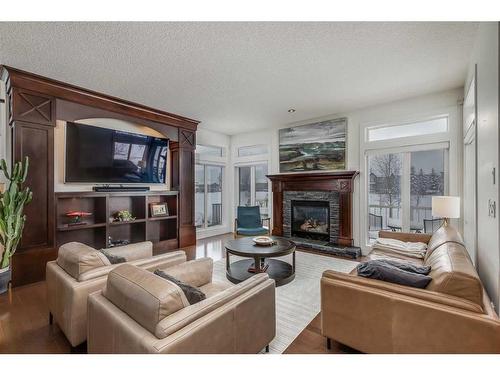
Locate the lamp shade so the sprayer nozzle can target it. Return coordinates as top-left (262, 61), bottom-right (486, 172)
top-left (432, 196), bottom-right (460, 219)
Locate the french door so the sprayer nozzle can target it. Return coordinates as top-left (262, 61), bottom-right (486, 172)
top-left (236, 164), bottom-right (269, 219)
top-left (195, 164), bottom-right (223, 228)
top-left (367, 144), bottom-right (448, 239)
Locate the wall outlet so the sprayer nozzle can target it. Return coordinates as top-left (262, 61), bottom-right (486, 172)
top-left (488, 199), bottom-right (496, 218)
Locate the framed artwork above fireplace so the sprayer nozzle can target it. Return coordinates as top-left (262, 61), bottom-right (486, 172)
top-left (278, 117), bottom-right (347, 173)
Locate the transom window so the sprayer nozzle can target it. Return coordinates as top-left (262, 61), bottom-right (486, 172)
top-left (366, 116), bottom-right (448, 142)
top-left (237, 144), bottom-right (268, 157)
top-left (196, 144), bottom-right (224, 157)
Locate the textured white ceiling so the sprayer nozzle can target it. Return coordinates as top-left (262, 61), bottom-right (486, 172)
top-left (0, 22), bottom-right (477, 135)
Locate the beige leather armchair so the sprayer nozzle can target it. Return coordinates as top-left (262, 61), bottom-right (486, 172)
top-left (46, 241), bottom-right (186, 348)
top-left (88, 258), bottom-right (276, 353)
top-left (321, 226), bottom-right (500, 353)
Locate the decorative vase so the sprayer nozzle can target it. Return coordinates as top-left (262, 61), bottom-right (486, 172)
top-left (0, 266), bottom-right (11, 295)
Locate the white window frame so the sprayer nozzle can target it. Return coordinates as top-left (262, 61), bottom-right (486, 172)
top-left (234, 162), bottom-right (270, 218)
top-left (195, 162), bottom-right (225, 230)
top-left (359, 106), bottom-right (460, 253)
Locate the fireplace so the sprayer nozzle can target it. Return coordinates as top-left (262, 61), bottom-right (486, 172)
top-left (291, 200), bottom-right (330, 241)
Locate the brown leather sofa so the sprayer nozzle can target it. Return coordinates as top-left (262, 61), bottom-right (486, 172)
top-left (46, 241), bottom-right (186, 348)
top-left (321, 226), bottom-right (500, 353)
top-left (87, 257), bottom-right (276, 353)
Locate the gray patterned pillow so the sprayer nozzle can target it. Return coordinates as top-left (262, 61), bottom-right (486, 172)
top-left (357, 261), bottom-right (432, 289)
top-left (154, 269), bottom-right (206, 305)
top-left (100, 249), bottom-right (126, 265)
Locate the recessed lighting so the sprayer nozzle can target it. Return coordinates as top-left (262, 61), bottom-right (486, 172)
top-left (288, 109), bottom-right (296, 113)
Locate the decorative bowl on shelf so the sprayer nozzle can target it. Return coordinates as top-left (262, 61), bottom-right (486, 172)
top-left (252, 236), bottom-right (275, 246)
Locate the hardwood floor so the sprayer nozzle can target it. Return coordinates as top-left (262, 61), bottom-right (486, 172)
top-left (0, 233), bottom-right (359, 354)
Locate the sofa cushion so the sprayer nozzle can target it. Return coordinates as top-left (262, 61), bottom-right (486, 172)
top-left (237, 227), bottom-right (268, 236)
top-left (424, 241), bottom-right (483, 307)
top-left (57, 242), bottom-right (111, 279)
top-left (199, 282), bottom-right (231, 298)
top-left (425, 225), bottom-right (464, 261)
top-left (154, 269), bottom-right (206, 304)
top-left (103, 264), bottom-right (189, 334)
top-left (158, 258), bottom-right (213, 287)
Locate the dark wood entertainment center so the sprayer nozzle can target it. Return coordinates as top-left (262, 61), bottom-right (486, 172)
top-left (0, 66), bottom-right (199, 286)
top-left (55, 191), bottom-right (179, 253)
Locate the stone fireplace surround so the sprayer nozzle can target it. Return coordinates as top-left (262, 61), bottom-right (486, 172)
top-left (267, 171), bottom-right (361, 259)
top-left (284, 191), bottom-right (339, 242)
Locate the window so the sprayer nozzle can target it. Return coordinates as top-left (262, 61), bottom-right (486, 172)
top-left (236, 164), bottom-right (269, 218)
top-left (195, 164), bottom-right (223, 228)
top-left (367, 117), bottom-right (448, 142)
top-left (237, 144), bottom-right (268, 157)
top-left (367, 147), bottom-right (446, 239)
top-left (196, 144), bottom-right (223, 157)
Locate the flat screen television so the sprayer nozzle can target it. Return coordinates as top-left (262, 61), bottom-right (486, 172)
top-left (65, 122), bottom-right (169, 184)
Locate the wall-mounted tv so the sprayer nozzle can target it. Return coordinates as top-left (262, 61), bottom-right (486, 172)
top-left (65, 122), bottom-right (169, 184)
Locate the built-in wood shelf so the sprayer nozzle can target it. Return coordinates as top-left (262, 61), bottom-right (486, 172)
top-left (109, 219), bottom-right (147, 226)
top-left (55, 191), bottom-right (179, 253)
top-left (148, 215), bottom-right (177, 222)
top-left (57, 223), bottom-right (107, 232)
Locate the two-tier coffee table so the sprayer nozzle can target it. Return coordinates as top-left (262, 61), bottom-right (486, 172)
top-left (225, 237), bottom-right (296, 286)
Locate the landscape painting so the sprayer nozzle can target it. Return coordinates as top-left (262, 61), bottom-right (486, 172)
top-left (279, 118), bottom-right (347, 172)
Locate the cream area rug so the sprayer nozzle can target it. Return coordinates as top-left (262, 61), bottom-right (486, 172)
top-left (212, 251), bottom-right (359, 353)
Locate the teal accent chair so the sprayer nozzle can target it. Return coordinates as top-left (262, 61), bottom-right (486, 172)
top-left (234, 206), bottom-right (271, 238)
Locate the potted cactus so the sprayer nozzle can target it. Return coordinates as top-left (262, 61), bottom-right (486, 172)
top-left (0, 157), bottom-right (32, 294)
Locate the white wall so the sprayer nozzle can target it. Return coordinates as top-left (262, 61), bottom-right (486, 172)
top-left (229, 88), bottom-right (463, 249)
top-left (54, 118), bottom-right (170, 192)
top-left (466, 22), bottom-right (499, 312)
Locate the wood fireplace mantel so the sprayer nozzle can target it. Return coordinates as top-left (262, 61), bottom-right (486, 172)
top-left (267, 171), bottom-right (359, 246)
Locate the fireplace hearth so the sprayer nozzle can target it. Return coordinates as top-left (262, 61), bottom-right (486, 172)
top-left (291, 200), bottom-right (330, 241)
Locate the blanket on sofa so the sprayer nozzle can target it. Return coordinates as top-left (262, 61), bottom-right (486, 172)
top-left (372, 237), bottom-right (427, 259)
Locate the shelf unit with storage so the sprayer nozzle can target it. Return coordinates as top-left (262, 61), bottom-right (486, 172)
top-left (55, 191), bottom-right (179, 254)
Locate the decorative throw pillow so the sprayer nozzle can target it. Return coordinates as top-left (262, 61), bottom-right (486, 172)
top-left (99, 249), bottom-right (126, 265)
top-left (357, 261), bottom-right (432, 289)
top-left (368, 259), bottom-right (431, 275)
top-left (154, 269), bottom-right (206, 305)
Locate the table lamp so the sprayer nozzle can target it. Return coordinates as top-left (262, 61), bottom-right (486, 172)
top-left (432, 196), bottom-right (460, 227)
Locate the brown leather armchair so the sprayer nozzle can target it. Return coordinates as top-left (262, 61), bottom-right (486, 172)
top-left (321, 226), bottom-right (500, 353)
top-left (46, 241), bottom-right (186, 348)
top-left (88, 258), bottom-right (276, 353)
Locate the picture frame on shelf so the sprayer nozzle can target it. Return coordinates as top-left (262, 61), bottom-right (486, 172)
top-left (150, 203), bottom-right (169, 217)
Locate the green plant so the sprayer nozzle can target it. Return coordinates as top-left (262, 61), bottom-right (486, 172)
top-left (115, 210), bottom-right (135, 222)
top-left (0, 157), bottom-right (32, 269)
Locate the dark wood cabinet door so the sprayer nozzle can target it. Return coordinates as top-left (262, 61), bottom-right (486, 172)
top-left (13, 121), bottom-right (55, 250)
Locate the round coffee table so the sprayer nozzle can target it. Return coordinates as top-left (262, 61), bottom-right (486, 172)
top-left (225, 237), bottom-right (296, 286)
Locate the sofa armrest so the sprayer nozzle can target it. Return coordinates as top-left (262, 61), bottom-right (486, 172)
top-left (321, 271), bottom-right (500, 353)
top-left (103, 241), bottom-right (153, 262)
top-left (157, 257), bottom-right (213, 287)
top-left (378, 230), bottom-right (432, 244)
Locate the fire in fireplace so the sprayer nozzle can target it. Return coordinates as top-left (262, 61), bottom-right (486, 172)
top-left (291, 200), bottom-right (330, 241)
